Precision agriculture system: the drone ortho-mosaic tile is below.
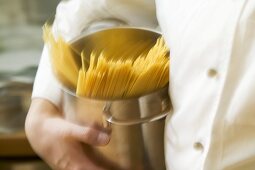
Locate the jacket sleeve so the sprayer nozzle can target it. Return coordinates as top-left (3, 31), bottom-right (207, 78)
top-left (32, 0), bottom-right (158, 108)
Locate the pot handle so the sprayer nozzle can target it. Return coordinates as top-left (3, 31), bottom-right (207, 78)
top-left (102, 100), bottom-right (171, 126)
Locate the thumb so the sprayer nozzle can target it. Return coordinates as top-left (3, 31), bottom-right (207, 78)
top-left (60, 119), bottom-right (111, 146)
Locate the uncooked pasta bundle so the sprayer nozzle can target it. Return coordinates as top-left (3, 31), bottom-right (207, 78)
top-left (43, 25), bottom-right (169, 99)
top-left (76, 37), bottom-right (169, 99)
top-left (43, 24), bottom-right (80, 90)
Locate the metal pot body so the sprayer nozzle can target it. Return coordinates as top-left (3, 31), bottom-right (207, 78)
top-left (54, 27), bottom-right (171, 170)
top-left (63, 86), bottom-right (170, 170)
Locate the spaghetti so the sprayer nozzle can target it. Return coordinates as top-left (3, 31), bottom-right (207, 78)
top-left (43, 25), bottom-right (170, 99)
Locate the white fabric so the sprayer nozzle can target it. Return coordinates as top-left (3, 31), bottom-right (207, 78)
top-left (32, 45), bottom-right (63, 107)
top-left (32, 0), bottom-right (255, 169)
top-left (157, 0), bottom-right (255, 169)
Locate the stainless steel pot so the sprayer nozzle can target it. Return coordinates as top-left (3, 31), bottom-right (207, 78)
top-left (63, 86), bottom-right (170, 170)
top-left (55, 27), bottom-right (171, 170)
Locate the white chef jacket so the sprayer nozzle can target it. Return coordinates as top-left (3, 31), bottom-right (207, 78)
top-left (32, 0), bottom-right (255, 169)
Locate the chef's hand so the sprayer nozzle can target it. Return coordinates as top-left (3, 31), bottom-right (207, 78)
top-left (25, 98), bottom-right (111, 170)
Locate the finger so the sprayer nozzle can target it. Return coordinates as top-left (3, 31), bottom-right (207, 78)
top-left (48, 118), bottom-right (110, 145)
top-left (68, 122), bottom-right (110, 145)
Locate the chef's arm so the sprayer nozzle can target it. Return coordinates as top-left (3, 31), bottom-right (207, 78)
top-left (25, 0), bottom-right (158, 169)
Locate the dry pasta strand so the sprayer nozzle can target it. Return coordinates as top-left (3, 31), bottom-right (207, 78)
top-left (43, 24), bottom-right (79, 90)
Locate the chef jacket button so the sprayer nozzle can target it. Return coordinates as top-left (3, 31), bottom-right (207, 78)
top-left (193, 142), bottom-right (204, 152)
top-left (207, 69), bottom-right (217, 77)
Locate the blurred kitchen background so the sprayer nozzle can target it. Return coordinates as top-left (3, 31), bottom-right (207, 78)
top-left (0, 0), bottom-right (59, 169)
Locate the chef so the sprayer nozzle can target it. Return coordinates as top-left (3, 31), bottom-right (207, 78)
top-left (25, 0), bottom-right (255, 169)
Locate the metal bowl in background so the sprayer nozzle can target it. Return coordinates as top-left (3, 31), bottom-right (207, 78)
top-left (0, 81), bottom-right (33, 134)
top-left (0, 63), bottom-right (37, 134)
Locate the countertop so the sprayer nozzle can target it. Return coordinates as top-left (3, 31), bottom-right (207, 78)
top-left (0, 130), bottom-right (36, 157)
